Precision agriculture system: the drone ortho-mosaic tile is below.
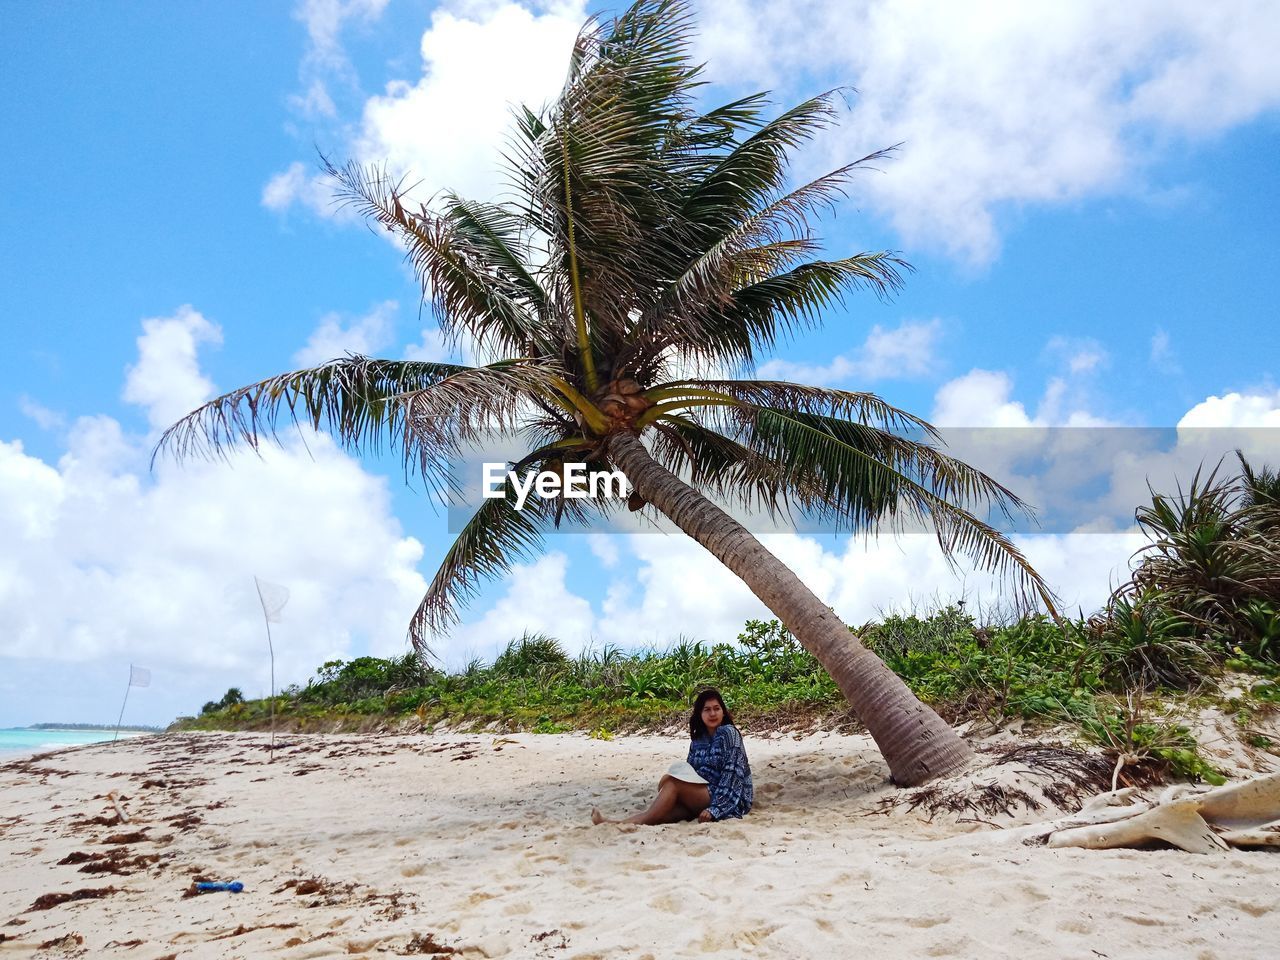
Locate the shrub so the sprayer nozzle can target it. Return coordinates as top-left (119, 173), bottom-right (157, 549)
top-left (493, 632), bottom-right (570, 680)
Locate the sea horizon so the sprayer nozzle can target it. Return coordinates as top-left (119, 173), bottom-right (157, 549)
top-left (0, 727), bottom-right (152, 761)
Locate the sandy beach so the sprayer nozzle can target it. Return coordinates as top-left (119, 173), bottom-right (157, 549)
top-left (1, 729), bottom-right (1277, 959)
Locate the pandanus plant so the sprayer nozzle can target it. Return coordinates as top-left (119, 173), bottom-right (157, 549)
top-left (160, 0), bottom-right (1056, 784)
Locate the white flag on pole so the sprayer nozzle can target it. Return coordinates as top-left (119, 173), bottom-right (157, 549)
top-left (254, 576), bottom-right (289, 761)
top-left (255, 577), bottom-right (289, 623)
top-left (129, 665), bottom-right (151, 688)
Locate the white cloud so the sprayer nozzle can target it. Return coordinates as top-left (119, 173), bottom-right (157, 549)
top-left (289, 0), bottom-right (391, 119)
top-left (446, 552), bottom-right (595, 664)
top-left (268, 2), bottom-right (585, 214)
top-left (587, 533), bottom-right (619, 570)
top-left (403, 326), bottom-right (453, 363)
top-left (353, 1), bottom-right (585, 205)
top-left (19, 396), bottom-right (65, 431)
top-left (0, 312), bottom-right (429, 728)
top-left (290, 79), bottom-right (338, 119)
top-left (1178, 388), bottom-right (1280, 428)
top-left (757, 318), bottom-right (942, 385)
top-left (262, 161), bottom-right (339, 216)
top-left (933, 338), bottom-right (1118, 431)
top-left (122, 306), bottom-right (223, 431)
top-left (695, 0), bottom-right (1280, 263)
top-left (295, 0), bottom-right (389, 57)
top-left (932, 369), bottom-right (1035, 428)
top-left (1045, 335), bottom-right (1109, 376)
top-left (1150, 329), bottom-right (1181, 375)
top-left (1085, 389), bottom-right (1280, 521)
top-left (929, 375), bottom-right (1280, 535)
top-left (293, 300), bottom-right (399, 366)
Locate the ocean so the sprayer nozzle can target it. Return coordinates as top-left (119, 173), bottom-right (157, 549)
top-left (0, 728), bottom-right (144, 761)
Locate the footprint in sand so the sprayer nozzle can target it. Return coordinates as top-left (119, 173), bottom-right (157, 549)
top-left (905, 915), bottom-right (950, 929)
top-left (924, 934), bottom-right (976, 957)
top-left (648, 893), bottom-right (682, 914)
top-left (732, 925), bottom-right (779, 948)
top-left (1016, 883), bottom-right (1050, 903)
top-left (696, 925), bottom-right (778, 953)
top-left (1227, 900), bottom-right (1271, 918)
top-left (1121, 914), bottom-right (1167, 927)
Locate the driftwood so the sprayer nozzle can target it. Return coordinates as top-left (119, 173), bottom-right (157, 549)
top-left (1028, 770), bottom-right (1280, 854)
top-left (106, 790), bottom-right (131, 824)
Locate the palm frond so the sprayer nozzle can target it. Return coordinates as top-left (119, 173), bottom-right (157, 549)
top-left (411, 479), bottom-right (553, 648)
top-left (154, 356), bottom-right (560, 498)
top-left (525, 1), bottom-right (703, 345)
top-left (718, 405), bottom-right (1054, 611)
top-left (647, 253), bottom-right (908, 371)
top-left (675, 92), bottom-right (841, 238)
top-left (441, 193), bottom-right (551, 323)
top-left (648, 413), bottom-right (825, 520)
top-left (411, 458), bottom-right (625, 649)
top-left (155, 356), bottom-right (468, 464)
top-left (653, 380), bottom-right (939, 437)
top-left (326, 160), bottom-right (557, 358)
top-left (629, 155), bottom-right (901, 369)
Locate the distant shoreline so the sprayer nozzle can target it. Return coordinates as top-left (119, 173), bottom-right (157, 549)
top-left (21, 724), bottom-right (164, 733)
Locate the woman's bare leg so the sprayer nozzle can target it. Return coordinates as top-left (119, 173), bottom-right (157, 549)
top-left (593, 778), bottom-right (710, 825)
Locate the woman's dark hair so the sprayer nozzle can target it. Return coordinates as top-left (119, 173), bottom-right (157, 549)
top-left (689, 688), bottom-right (734, 740)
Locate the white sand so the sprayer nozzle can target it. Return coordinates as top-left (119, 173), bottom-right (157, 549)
top-left (1, 730), bottom-right (1277, 959)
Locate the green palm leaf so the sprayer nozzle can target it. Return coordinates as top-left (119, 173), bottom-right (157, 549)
top-left (326, 160), bottom-right (555, 358)
top-left (156, 356), bottom-right (563, 499)
top-left (412, 480), bottom-right (553, 641)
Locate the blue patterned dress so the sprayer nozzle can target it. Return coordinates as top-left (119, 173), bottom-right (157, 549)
top-left (686, 723), bottom-right (753, 820)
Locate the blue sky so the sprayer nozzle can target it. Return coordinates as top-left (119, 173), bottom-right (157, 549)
top-left (1, 0), bottom-right (1278, 727)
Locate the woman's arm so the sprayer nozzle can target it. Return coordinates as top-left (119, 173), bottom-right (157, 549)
top-left (704, 726), bottom-right (749, 821)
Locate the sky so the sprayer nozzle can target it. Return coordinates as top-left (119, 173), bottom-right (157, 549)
top-left (1, 0), bottom-right (1278, 728)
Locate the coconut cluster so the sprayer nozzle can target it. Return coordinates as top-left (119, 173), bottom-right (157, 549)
top-left (594, 377), bottom-right (653, 427)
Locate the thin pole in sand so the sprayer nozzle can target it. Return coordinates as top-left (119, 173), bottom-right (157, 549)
top-left (113, 664), bottom-right (150, 742)
top-left (253, 576), bottom-right (288, 763)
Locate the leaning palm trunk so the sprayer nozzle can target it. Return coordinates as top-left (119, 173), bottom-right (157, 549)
top-left (607, 432), bottom-right (972, 785)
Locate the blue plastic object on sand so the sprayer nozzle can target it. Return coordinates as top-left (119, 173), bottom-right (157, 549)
top-left (195, 881), bottom-right (244, 893)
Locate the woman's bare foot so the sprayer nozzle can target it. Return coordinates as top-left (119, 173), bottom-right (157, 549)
top-left (591, 807), bottom-right (605, 825)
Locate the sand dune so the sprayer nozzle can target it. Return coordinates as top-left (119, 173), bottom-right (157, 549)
top-left (1, 730), bottom-right (1276, 959)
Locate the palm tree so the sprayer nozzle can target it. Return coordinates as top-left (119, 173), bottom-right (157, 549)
top-left (160, 0), bottom-right (1054, 785)
top-left (1237, 449), bottom-right (1280, 527)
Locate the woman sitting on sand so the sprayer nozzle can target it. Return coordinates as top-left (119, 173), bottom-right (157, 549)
top-left (592, 688), bottom-right (753, 825)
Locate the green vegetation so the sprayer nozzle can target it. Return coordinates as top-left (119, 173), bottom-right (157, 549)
top-left (179, 603), bottom-right (1277, 784)
top-left (200, 687), bottom-right (245, 716)
top-left (182, 454), bottom-right (1280, 786)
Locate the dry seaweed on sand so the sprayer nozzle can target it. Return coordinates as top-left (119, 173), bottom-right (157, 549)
top-left (29, 887), bottom-right (117, 911)
top-left (400, 932), bottom-right (458, 955)
top-left (880, 743), bottom-right (1147, 821)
